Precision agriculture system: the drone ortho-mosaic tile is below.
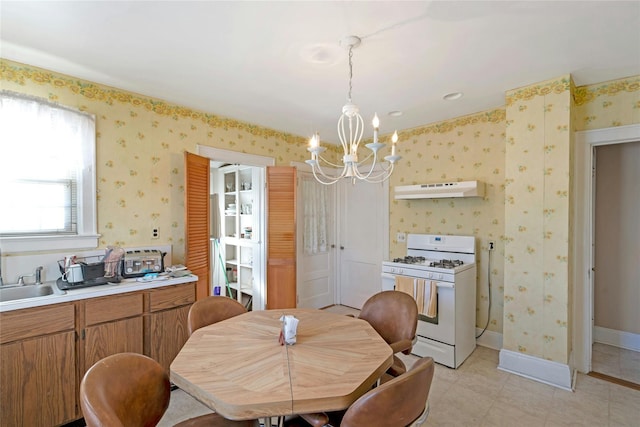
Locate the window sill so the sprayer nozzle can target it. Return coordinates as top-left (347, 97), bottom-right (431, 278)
top-left (0, 234), bottom-right (101, 253)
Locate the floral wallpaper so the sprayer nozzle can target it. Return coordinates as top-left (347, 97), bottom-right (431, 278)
top-left (575, 76), bottom-right (640, 130)
top-left (503, 75), bottom-right (574, 363)
top-left (0, 59), bottom-right (311, 262)
top-left (389, 109), bottom-right (507, 337)
top-left (1, 59), bottom-right (638, 360)
top-left (389, 74), bottom-right (639, 349)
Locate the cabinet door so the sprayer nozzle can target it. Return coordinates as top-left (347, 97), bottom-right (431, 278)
top-left (145, 283), bottom-right (195, 371)
top-left (83, 317), bottom-right (144, 373)
top-left (82, 292), bottom-right (144, 373)
top-left (1, 331), bottom-right (76, 426)
top-left (147, 305), bottom-right (191, 371)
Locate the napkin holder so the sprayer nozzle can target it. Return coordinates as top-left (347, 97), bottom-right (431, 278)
top-left (279, 315), bottom-right (298, 345)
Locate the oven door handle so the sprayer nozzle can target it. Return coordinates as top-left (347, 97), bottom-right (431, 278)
top-left (381, 273), bottom-right (455, 289)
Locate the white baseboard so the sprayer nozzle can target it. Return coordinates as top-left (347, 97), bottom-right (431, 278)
top-left (594, 326), bottom-right (640, 351)
top-left (475, 328), bottom-right (502, 350)
top-left (498, 349), bottom-right (574, 391)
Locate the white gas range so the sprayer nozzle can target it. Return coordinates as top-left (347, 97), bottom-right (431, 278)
top-left (381, 234), bottom-right (477, 368)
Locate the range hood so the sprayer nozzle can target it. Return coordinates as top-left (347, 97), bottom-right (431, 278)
top-left (394, 180), bottom-right (484, 199)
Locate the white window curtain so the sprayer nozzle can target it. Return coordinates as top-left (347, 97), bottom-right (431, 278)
top-left (301, 175), bottom-right (328, 255)
top-left (0, 91), bottom-right (95, 235)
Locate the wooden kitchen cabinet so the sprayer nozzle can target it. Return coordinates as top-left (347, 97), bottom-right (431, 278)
top-left (0, 303), bottom-right (77, 426)
top-left (81, 292), bottom-right (144, 373)
top-left (0, 279), bottom-right (196, 426)
top-left (144, 282), bottom-right (195, 371)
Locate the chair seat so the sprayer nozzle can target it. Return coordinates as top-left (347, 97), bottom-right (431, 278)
top-left (174, 413), bottom-right (255, 427)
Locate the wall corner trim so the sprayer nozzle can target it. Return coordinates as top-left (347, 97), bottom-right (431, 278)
top-left (498, 349), bottom-right (574, 391)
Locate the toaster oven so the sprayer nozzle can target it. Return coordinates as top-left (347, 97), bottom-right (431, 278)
top-left (122, 249), bottom-right (165, 278)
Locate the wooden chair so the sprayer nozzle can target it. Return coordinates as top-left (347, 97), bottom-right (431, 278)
top-left (299, 292), bottom-right (419, 427)
top-left (187, 295), bottom-right (248, 335)
top-left (80, 352), bottom-right (254, 427)
top-left (358, 290), bottom-right (419, 377)
top-left (289, 357), bottom-right (435, 427)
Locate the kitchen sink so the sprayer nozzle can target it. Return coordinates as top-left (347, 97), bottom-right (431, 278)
top-left (0, 284), bottom-right (63, 302)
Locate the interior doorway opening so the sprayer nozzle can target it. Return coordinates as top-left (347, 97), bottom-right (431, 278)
top-left (573, 125), bottom-right (640, 388)
top-left (197, 145), bottom-right (274, 310)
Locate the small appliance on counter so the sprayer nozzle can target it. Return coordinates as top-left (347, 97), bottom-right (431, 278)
top-left (57, 248), bottom-right (124, 290)
top-left (122, 249), bottom-right (165, 278)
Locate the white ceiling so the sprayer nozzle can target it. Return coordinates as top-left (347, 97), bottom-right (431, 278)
top-left (1, 1), bottom-right (639, 144)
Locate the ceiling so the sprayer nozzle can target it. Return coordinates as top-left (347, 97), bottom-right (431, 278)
top-left (2, 1), bottom-right (639, 145)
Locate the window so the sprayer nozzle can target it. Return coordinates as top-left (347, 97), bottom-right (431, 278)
top-left (0, 91), bottom-right (98, 252)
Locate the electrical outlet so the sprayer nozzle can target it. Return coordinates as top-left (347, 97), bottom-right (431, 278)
top-left (152, 227), bottom-right (160, 239)
top-left (489, 241), bottom-right (495, 251)
top-left (397, 232), bottom-right (406, 243)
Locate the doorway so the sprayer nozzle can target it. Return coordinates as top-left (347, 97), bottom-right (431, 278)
top-left (591, 140), bottom-right (640, 387)
top-left (292, 162), bottom-right (390, 310)
top-left (197, 145), bottom-right (274, 310)
top-left (574, 124), bottom-right (640, 387)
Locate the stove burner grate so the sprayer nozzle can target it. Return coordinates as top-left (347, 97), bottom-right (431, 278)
top-left (429, 259), bottom-right (464, 269)
top-left (392, 256), bottom-right (426, 264)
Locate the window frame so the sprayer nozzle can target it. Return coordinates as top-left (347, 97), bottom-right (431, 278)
top-left (0, 91), bottom-right (99, 253)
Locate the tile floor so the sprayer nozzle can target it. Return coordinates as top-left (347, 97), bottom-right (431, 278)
top-left (159, 306), bottom-right (640, 427)
top-left (592, 342), bottom-right (640, 386)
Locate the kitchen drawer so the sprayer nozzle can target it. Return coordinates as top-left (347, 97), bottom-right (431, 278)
top-left (0, 303), bottom-right (75, 344)
top-left (147, 283), bottom-right (195, 312)
top-left (84, 292), bottom-right (143, 326)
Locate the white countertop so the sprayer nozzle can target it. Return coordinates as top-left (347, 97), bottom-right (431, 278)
top-left (0, 274), bottom-right (198, 313)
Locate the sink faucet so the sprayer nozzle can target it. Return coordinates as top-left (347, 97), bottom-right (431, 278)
top-left (35, 266), bottom-right (43, 285)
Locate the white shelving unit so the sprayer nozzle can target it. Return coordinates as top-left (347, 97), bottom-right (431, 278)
top-left (217, 165), bottom-right (259, 309)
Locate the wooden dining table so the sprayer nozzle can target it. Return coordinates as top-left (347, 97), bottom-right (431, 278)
top-left (170, 308), bottom-right (393, 421)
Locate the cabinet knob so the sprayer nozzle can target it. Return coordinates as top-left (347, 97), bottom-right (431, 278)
top-left (340, 246), bottom-right (344, 250)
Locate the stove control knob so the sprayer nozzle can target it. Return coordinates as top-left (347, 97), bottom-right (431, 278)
top-left (437, 274), bottom-right (444, 280)
top-left (427, 272), bottom-right (433, 279)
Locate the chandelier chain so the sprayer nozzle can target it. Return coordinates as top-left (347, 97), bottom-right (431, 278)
top-left (348, 46), bottom-right (354, 102)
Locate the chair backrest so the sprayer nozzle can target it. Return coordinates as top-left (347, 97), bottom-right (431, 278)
top-left (80, 352), bottom-right (171, 427)
top-left (188, 295), bottom-right (248, 335)
top-left (358, 290), bottom-right (418, 355)
top-left (340, 357), bottom-right (435, 427)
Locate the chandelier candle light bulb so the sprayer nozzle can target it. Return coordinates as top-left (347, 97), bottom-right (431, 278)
top-left (372, 113), bottom-right (379, 144)
top-left (391, 130), bottom-right (398, 156)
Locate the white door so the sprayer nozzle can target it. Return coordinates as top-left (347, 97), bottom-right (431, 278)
top-left (338, 178), bottom-right (389, 309)
top-left (296, 172), bottom-right (335, 308)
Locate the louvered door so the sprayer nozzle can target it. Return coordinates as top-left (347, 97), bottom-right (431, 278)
top-left (184, 152), bottom-right (211, 300)
top-left (266, 166), bottom-right (296, 309)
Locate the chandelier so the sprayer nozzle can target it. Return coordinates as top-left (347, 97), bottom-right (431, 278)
top-left (306, 35), bottom-right (401, 185)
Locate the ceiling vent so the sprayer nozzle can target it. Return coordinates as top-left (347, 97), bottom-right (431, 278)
top-left (394, 180), bottom-right (484, 199)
